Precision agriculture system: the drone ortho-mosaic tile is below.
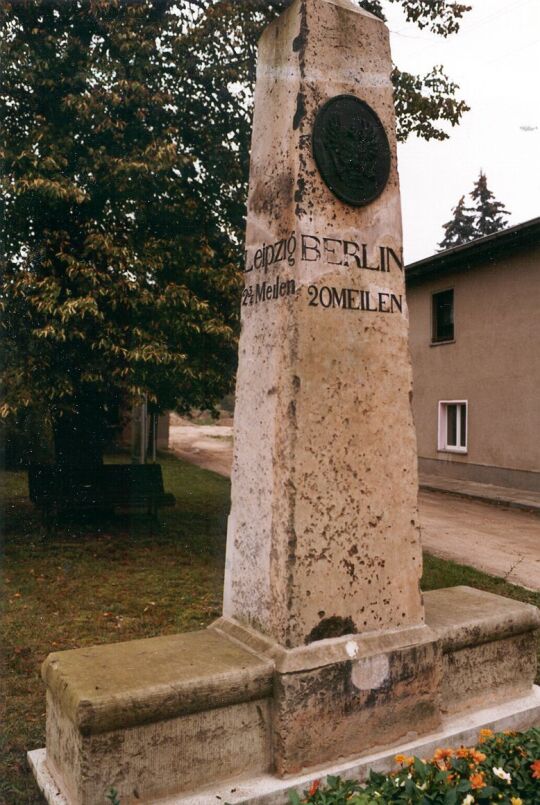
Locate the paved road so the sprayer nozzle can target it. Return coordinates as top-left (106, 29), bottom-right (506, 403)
top-left (169, 424), bottom-right (540, 591)
top-left (419, 490), bottom-right (540, 590)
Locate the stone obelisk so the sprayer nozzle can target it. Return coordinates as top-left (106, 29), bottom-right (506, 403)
top-left (29, 3), bottom-right (540, 801)
top-left (224, 0), bottom-right (423, 650)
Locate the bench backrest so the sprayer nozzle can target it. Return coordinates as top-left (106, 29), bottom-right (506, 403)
top-left (102, 465), bottom-right (166, 499)
top-left (28, 463), bottom-right (166, 505)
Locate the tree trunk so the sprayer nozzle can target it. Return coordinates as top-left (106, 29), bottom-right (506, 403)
top-left (53, 406), bottom-right (105, 471)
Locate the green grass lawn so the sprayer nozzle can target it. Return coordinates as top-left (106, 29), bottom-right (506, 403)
top-left (1, 453), bottom-right (539, 804)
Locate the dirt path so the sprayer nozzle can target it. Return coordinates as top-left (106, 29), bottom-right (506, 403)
top-left (169, 423), bottom-right (233, 478)
top-left (169, 424), bottom-right (540, 591)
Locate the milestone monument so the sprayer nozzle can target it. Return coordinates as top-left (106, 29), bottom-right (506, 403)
top-left (30, 1), bottom-right (540, 803)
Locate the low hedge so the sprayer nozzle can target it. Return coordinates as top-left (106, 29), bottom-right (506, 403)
top-left (290, 728), bottom-right (540, 805)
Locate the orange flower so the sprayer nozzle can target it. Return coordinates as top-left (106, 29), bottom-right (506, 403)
top-left (479, 729), bottom-right (493, 743)
top-left (470, 750), bottom-right (486, 764)
top-left (531, 760), bottom-right (540, 780)
top-left (470, 772), bottom-right (485, 789)
top-left (308, 779), bottom-right (320, 797)
top-left (434, 748), bottom-right (454, 761)
top-left (395, 754), bottom-right (414, 766)
top-left (456, 747), bottom-right (471, 759)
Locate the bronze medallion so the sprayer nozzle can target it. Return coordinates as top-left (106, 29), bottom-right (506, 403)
top-left (312, 95), bottom-right (391, 207)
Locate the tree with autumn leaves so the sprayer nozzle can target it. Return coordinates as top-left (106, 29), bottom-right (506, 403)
top-left (1, 0), bottom-right (242, 468)
top-left (1, 0), bottom-right (472, 470)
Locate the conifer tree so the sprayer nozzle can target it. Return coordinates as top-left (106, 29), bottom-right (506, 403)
top-left (470, 170), bottom-right (510, 237)
top-left (1, 0), bottom-right (472, 469)
top-left (438, 196), bottom-right (476, 250)
top-left (439, 173), bottom-right (511, 251)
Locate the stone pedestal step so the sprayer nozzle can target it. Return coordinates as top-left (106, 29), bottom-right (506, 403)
top-left (29, 686), bottom-right (540, 805)
top-left (30, 586), bottom-right (539, 804)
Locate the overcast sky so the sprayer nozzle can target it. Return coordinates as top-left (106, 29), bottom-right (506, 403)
top-left (385, 0), bottom-right (540, 263)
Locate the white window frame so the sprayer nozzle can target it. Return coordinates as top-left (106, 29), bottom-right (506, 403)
top-left (438, 400), bottom-right (468, 454)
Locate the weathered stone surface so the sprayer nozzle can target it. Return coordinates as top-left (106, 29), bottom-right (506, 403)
top-left (45, 690), bottom-right (272, 804)
top-left (425, 586), bottom-right (540, 714)
top-left (212, 615), bottom-right (435, 674)
top-left (30, 688), bottom-right (540, 804)
top-left (32, 585), bottom-right (540, 802)
top-left (440, 633), bottom-right (537, 714)
top-left (273, 637), bottom-right (441, 775)
top-left (41, 630), bottom-right (274, 803)
top-left (213, 615), bottom-right (442, 774)
top-left (42, 630), bottom-right (273, 734)
top-left (424, 585), bottom-right (540, 651)
top-left (224, 0), bottom-right (423, 651)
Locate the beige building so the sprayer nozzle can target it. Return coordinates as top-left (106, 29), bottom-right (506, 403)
top-left (406, 217), bottom-right (540, 493)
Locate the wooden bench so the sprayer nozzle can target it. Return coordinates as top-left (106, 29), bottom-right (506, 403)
top-left (28, 463), bottom-right (175, 527)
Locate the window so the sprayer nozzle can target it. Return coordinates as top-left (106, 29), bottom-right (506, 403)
top-left (432, 289), bottom-right (454, 343)
top-left (438, 401), bottom-right (467, 453)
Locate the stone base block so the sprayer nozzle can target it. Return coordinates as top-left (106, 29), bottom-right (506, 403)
top-left (30, 587), bottom-right (540, 804)
top-left (212, 617), bottom-right (442, 775)
top-left (39, 630), bottom-right (274, 804)
top-left (29, 687), bottom-right (540, 805)
top-left (425, 586), bottom-right (540, 714)
top-left (273, 638), bottom-right (440, 775)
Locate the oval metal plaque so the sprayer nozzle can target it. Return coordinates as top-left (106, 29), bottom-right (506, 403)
top-left (312, 95), bottom-right (391, 207)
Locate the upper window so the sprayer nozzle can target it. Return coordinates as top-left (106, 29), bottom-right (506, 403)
top-left (438, 401), bottom-right (467, 453)
top-left (432, 289), bottom-right (454, 343)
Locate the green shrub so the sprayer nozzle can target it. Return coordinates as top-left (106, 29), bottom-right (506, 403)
top-left (290, 728), bottom-right (540, 804)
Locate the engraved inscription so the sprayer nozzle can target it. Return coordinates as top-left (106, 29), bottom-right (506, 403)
top-left (241, 279), bottom-right (403, 315)
top-left (244, 233), bottom-right (403, 275)
top-left (242, 277), bottom-right (296, 307)
top-left (307, 285), bottom-right (402, 313)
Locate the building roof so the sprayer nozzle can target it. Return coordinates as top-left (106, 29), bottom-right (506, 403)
top-left (405, 216), bottom-right (540, 285)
